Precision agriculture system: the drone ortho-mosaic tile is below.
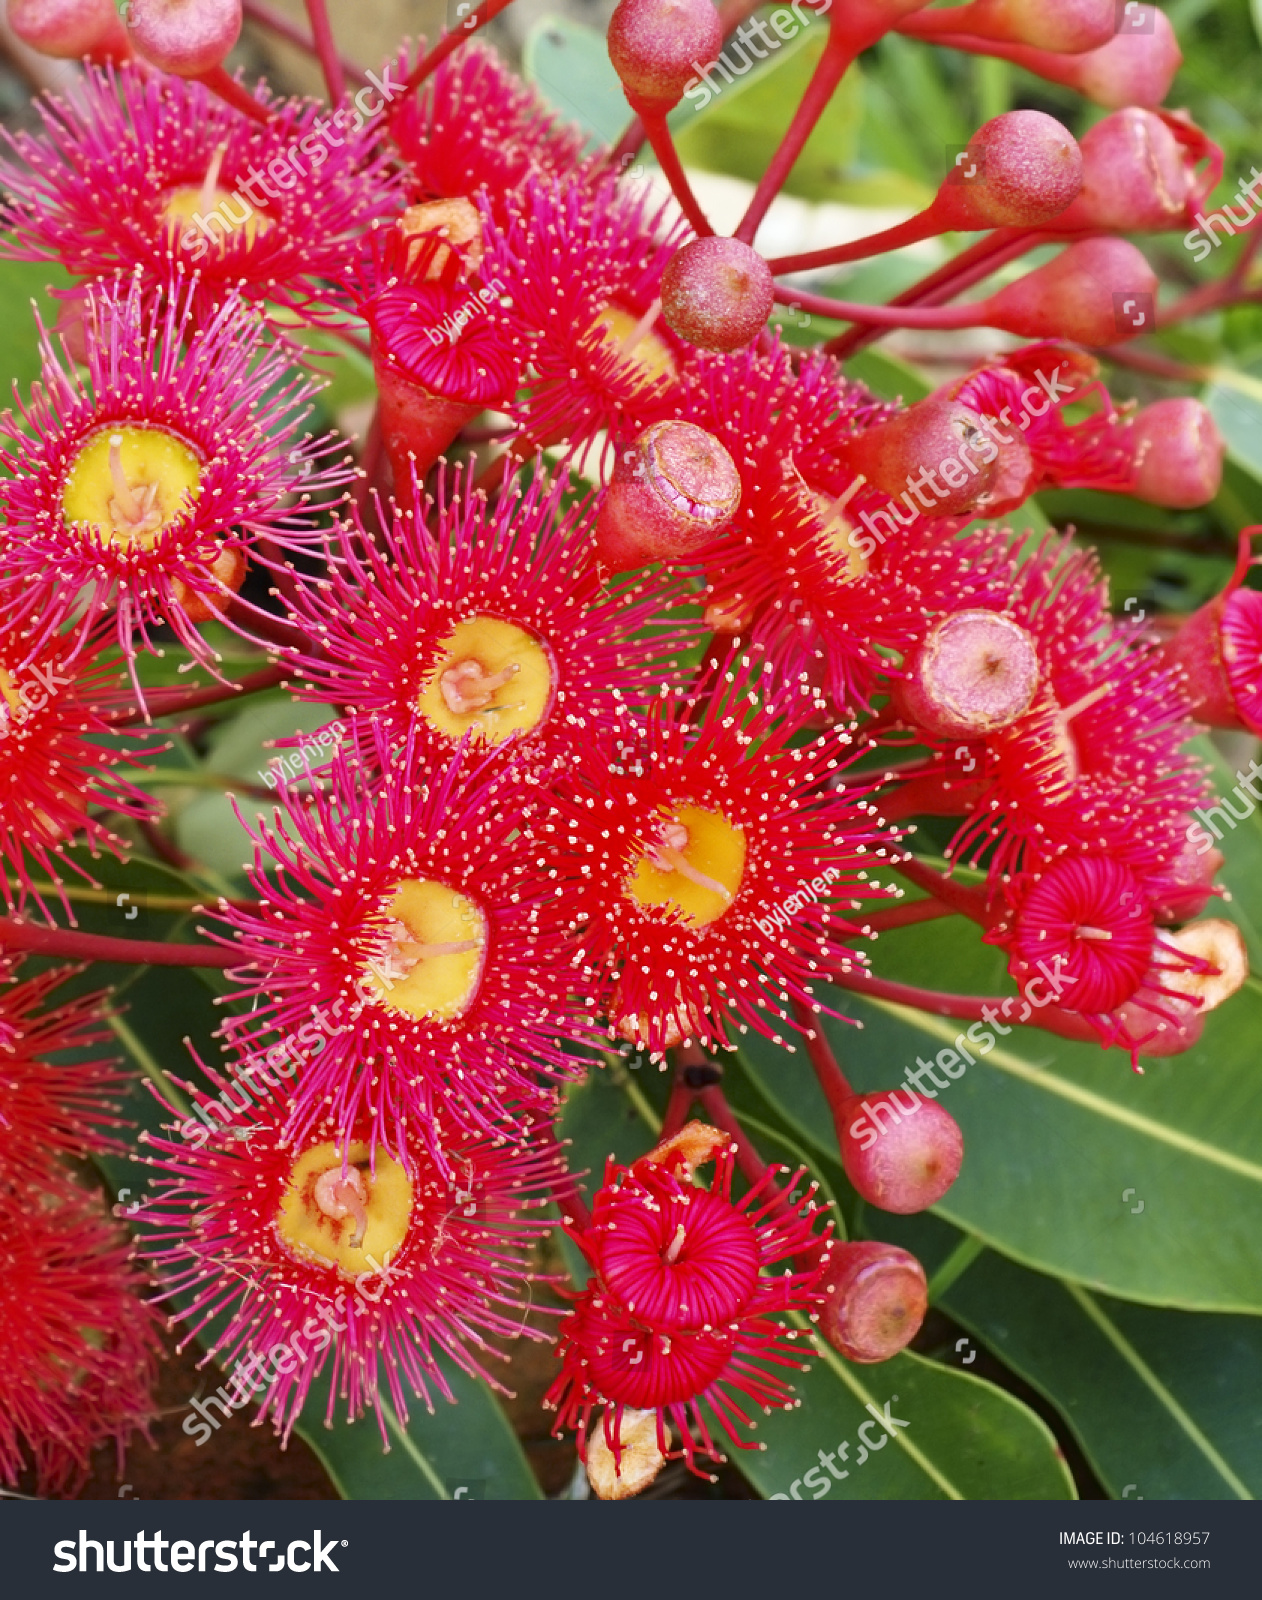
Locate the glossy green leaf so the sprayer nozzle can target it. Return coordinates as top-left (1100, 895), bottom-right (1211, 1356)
top-left (736, 1333), bottom-right (1074, 1500)
top-left (943, 1252), bottom-right (1262, 1501)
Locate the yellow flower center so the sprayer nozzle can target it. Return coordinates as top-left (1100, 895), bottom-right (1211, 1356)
top-left (62, 426), bottom-right (202, 548)
top-left (417, 617), bottom-right (554, 745)
top-left (812, 489), bottom-right (870, 584)
top-left (625, 805), bottom-right (746, 928)
top-left (594, 302), bottom-right (677, 390)
top-left (162, 144), bottom-right (272, 251)
top-left (276, 1141), bottom-right (412, 1278)
top-left (360, 878), bottom-right (488, 1021)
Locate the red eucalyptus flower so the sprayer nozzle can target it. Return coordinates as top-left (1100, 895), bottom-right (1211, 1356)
top-left (546, 1124), bottom-right (832, 1481)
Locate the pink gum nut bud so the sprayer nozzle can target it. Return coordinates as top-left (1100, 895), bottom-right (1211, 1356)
top-left (966, 9), bottom-right (1182, 110)
top-left (893, 610), bottom-right (1041, 740)
top-left (936, 110), bottom-right (1083, 230)
top-left (842, 398), bottom-right (1001, 519)
top-left (661, 236), bottom-right (775, 354)
top-left (837, 1091), bottom-right (965, 1215)
top-left (608, 0), bottom-right (723, 115)
top-left (1162, 587), bottom-right (1262, 736)
top-left (909, 0), bottom-right (1117, 53)
top-left (8, 0), bottom-right (130, 60)
top-left (1129, 398), bottom-right (1224, 509)
top-left (819, 1241), bottom-right (928, 1364)
top-left (1050, 110), bottom-right (1200, 233)
top-left (373, 358), bottom-right (480, 496)
top-left (125, 0), bottom-right (242, 76)
top-left (981, 237), bottom-right (1158, 346)
top-left (596, 420), bottom-right (741, 571)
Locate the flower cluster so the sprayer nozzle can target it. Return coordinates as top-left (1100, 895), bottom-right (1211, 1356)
top-left (0, 0), bottom-right (1252, 1502)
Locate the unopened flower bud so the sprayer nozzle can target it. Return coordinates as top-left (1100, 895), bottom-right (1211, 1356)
top-left (125, 0), bottom-right (242, 77)
top-left (596, 420), bottom-right (741, 570)
top-left (661, 236), bottom-right (775, 353)
top-left (982, 237), bottom-right (1158, 346)
top-left (608, 0), bottom-right (723, 114)
top-left (894, 610), bottom-right (1041, 740)
top-left (8, 0), bottom-right (130, 61)
top-left (990, 7), bottom-right (1182, 109)
top-left (1069, 7), bottom-right (1182, 108)
top-left (842, 398), bottom-right (1001, 519)
top-left (937, 110), bottom-right (1083, 229)
top-left (911, 0), bottom-right (1117, 52)
top-left (1162, 585), bottom-right (1262, 736)
top-left (585, 1408), bottom-right (671, 1500)
top-left (1116, 990), bottom-right (1205, 1057)
top-left (837, 1091), bottom-right (964, 1215)
top-left (818, 1241), bottom-right (928, 1363)
top-left (1050, 109), bottom-right (1202, 233)
top-left (1128, 398), bottom-right (1224, 509)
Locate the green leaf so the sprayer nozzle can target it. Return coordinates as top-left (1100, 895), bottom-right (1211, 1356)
top-left (736, 1331), bottom-right (1074, 1500)
top-left (0, 256), bottom-right (72, 393)
top-left (172, 697), bottom-right (341, 882)
top-left (942, 1250), bottom-right (1262, 1500)
top-left (522, 17), bottom-right (627, 148)
top-left (1204, 366), bottom-right (1262, 482)
top-left (297, 1358), bottom-right (542, 1501)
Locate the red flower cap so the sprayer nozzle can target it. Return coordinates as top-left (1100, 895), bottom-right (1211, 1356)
top-left (546, 1124), bottom-right (832, 1479)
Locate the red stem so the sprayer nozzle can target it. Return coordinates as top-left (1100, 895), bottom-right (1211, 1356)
top-left (855, 897), bottom-right (956, 935)
top-left (735, 28), bottom-right (854, 246)
top-left (303, 0), bottom-right (345, 102)
top-left (394, 0), bottom-right (518, 105)
top-left (241, 0), bottom-right (367, 86)
top-left (824, 228), bottom-right (1041, 359)
top-left (772, 283), bottom-right (980, 329)
top-left (0, 918), bottom-right (240, 968)
top-left (640, 109), bottom-right (712, 237)
top-left (768, 208), bottom-right (942, 276)
top-left (110, 662), bottom-right (289, 727)
top-left (790, 997), bottom-right (853, 1116)
top-left (194, 65), bottom-right (275, 126)
top-left (894, 856), bottom-right (991, 924)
